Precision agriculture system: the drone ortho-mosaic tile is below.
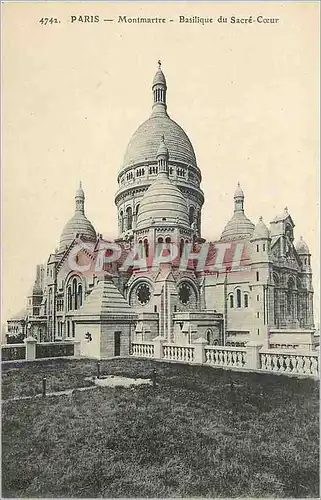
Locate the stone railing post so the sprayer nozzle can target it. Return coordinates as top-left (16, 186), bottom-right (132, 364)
top-left (23, 335), bottom-right (37, 361)
top-left (246, 341), bottom-right (263, 370)
top-left (153, 336), bottom-right (165, 359)
top-left (193, 337), bottom-right (208, 364)
top-left (73, 341), bottom-right (81, 357)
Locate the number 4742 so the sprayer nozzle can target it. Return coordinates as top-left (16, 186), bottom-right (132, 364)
top-left (39, 18), bottom-right (60, 25)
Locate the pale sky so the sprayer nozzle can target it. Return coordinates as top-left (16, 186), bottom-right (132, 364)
top-left (2, 2), bottom-right (319, 325)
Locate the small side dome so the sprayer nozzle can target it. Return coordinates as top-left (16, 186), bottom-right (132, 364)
top-left (220, 183), bottom-right (254, 241)
top-left (296, 236), bottom-right (310, 254)
top-left (220, 213), bottom-right (254, 241)
top-left (136, 136), bottom-right (189, 230)
top-left (59, 183), bottom-right (96, 251)
top-left (252, 217), bottom-right (270, 240)
top-left (60, 215), bottom-right (96, 250)
top-left (136, 178), bottom-right (189, 230)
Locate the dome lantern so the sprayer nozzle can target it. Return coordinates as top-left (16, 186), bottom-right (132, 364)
top-left (152, 60), bottom-right (167, 115)
top-left (156, 134), bottom-right (169, 176)
top-left (75, 181), bottom-right (85, 214)
top-left (234, 182), bottom-right (244, 213)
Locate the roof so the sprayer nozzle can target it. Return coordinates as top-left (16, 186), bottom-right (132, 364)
top-left (220, 212), bottom-right (255, 242)
top-left (121, 113), bottom-right (197, 170)
top-left (59, 184), bottom-right (96, 251)
top-left (296, 236), bottom-right (310, 254)
top-left (251, 217), bottom-right (270, 240)
top-left (272, 207), bottom-right (294, 226)
top-left (234, 182), bottom-right (244, 198)
top-left (59, 213), bottom-right (96, 251)
top-left (152, 67), bottom-right (166, 87)
top-left (76, 276), bottom-right (136, 317)
top-left (8, 308), bottom-right (27, 321)
top-left (76, 181), bottom-right (85, 198)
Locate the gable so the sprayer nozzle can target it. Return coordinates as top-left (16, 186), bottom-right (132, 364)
top-left (271, 235), bottom-right (302, 270)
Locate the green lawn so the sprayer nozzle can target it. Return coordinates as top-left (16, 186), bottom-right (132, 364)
top-left (2, 358), bottom-right (319, 498)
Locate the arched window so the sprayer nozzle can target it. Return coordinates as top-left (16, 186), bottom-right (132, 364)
top-left (165, 237), bottom-right (171, 257)
top-left (138, 240), bottom-right (143, 259)
top-left (156, 237), bottom-right (163, 256)
top-left (206, 329), bottom-right (212, 344)
top-left (230, 295), bottom-right (234, 308)
top-left (244, 294), bottom-right (249, 308)
top-left (144, 239), bottom-right (149, 258)
top-left (197, 213), bottom-right (201, 232)
top-left (67, 287), bottom-right (72, 311)
top-left (78, 284), bottom-right (83, 307)
top-left (180, 239), bottom-right (184, 258)
top-left (236, 289), bottom-right (241, 308)
top-left (126, 206), bottom-right (133, 230)
top-left (120, 211), bottom-right (124, 233)
top-left (73, 278), bottom-right (78, 310)
top-left (135, 204), bottom-right (140, 216)
top-left (189, 206), bottom-right (195, 225)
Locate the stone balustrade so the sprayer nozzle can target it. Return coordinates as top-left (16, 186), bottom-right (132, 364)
top-left (1, 338), bottom-right (81, 362)
top-left (130, 337), bottom-right (319, 379)
top-left (163, 344), bottom-right (195, 363)
top-left (205, 346), bottom-right (246, 369)
top-left (131, 342), bottom-right (155, 358)
top-left (1, 343), bottom-right (26, 361)
top-left (260, 350), bottom-right (319, 377)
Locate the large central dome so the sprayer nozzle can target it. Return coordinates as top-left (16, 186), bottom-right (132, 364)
top-left (115, 62), bottom-right (204, 239)
top-left (120, 62), bottom-right (198, 171)
top-left (122, 114), bottom-right (197, 169)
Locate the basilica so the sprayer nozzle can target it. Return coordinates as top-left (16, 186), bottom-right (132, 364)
top-left (7, 63), bottom-right (315, 356)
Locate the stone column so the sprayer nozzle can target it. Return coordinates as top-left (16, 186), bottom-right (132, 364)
top-left (246, 341), bottom-right (263, 370)
top-left (292, 291), bottom-right (298, 327)
top-left (279, 288), bottom-right (286, 327)
top-left (73, 341), bottom-right (81, 357)
top-left (24, 336), bottom-right (37, 361)
top-left (193, 337), bottom-right (208, 364)
top-left (153, 336), bottom-right (165, 359)
top-left (308, 292), bottom-right (314, 328)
